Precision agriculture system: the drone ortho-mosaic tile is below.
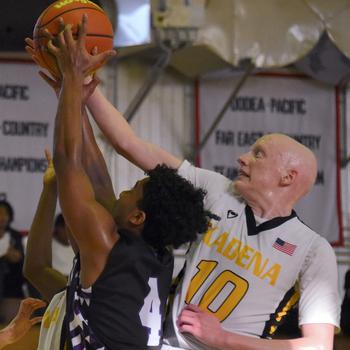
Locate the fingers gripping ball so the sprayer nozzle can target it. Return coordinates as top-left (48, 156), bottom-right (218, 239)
top-left (33, 0), bottom-right (114, 78)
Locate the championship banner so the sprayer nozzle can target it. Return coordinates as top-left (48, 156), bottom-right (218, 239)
top-left (0, 61), bottom-right (57, 231)
top-left (199, 72), bottom-right (342, 244)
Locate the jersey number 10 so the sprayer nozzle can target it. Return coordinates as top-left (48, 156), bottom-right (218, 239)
top-left (185, 260), bottom-right (249, 321)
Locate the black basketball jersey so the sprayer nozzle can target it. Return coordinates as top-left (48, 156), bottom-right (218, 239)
top-left (63, 230), bottom-right (174, 350)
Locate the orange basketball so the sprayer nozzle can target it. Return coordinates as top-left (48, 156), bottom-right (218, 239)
top-left (33, 0), bottom-right (114, 78)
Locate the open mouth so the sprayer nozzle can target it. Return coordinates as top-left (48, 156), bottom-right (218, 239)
top-left (238, 169), bottom-right (249, 178)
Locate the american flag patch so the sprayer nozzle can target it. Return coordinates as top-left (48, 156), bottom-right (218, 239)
top-left (273, 238), bottom-right (296, 256)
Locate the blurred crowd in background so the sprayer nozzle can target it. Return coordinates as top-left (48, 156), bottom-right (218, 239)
top-left (0, 200), bottom-right (74, 325)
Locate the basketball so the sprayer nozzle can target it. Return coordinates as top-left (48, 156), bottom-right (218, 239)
top-left (33, 0), bottom-right (114, 78)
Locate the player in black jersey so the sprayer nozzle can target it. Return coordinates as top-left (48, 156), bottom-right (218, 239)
top-left (33, 15), bottom-right (211, 350)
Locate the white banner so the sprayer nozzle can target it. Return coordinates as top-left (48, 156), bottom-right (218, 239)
top-left (0, 61), bottom-right (57, 231)
top-left (199, 73), bottom-right (342, 244)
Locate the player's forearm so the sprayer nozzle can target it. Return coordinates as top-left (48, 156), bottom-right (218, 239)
top-left (216, 331), bottom-right (331, 350)
top-left (23, 184), bottom-right (67, 301)
top-left (24, 183), bottom-right (56, 278)
top-left (54, 74), bottom-right (84, 171)
top-left (86, 88), bottom-right (166, 167)
top-left (87, 87), bottom-right (182, 170)
top-left (82, 107), bottom-right (116, 214)
top-left (87, 87), bottom-right (136, 153)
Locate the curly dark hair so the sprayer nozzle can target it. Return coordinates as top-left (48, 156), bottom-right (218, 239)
top-left (138, 164), bottom-right (211, 250)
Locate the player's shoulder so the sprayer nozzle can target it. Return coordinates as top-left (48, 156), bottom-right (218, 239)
top-left (292, 217), bottom-right (336, 261)
top-left (293, 216), bottom-right (332, 244)
top-left (179, 160), bottom-right (235, 209)
top-left (308, 233), bottom-right (335, 256)
top-left (179, 160), bottom-right (232, 187)
top-left (288, 214), bottom-right (320, 238)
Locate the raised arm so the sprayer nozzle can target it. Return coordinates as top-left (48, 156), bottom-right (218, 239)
top-left (87, 86), bottom-right (182, 171)
top-left (82, 106), bottom-right (116, 215)
top-left (26, 35), bottom-right (181, 172)
top-left (49, 17), bottom-right (118, 287)
top-left (25, 38), bottom-right (116, 215)
top-left (23, 150), bottom-right (67, 302)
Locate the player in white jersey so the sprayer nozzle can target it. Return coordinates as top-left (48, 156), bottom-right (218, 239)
top-left (80, 77), bottom-right (340, 350)
top-left (37, 290), bottom-right (66, 350)
top-left (164, 160), bottom-right (339, 349)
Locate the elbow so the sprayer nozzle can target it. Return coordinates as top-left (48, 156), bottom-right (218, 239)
top-left (23, 259), bottom-right (47, 289)
top-left (111, 138), bottom-right (128, 155)
top-left (23, 254), bottom-right (46, 282)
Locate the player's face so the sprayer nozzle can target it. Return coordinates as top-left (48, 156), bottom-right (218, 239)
top-left (234, 136), bottom-right (284, 202)
top-left (114, 178), bottom-right (148, 226)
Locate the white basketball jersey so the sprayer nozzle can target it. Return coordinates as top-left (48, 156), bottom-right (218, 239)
top-left (163, 161), bottom-right (340, 350)
top-left (38, 290), bottom-right (66, 350)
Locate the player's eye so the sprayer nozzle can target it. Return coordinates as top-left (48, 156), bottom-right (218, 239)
top-left (254, 149), bottom-right (263, 158)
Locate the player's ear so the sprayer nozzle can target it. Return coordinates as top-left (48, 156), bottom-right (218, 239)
top-left (128, 209), bottom-right (146, 226)
top-left (280, 168), bottom-right (297, 186)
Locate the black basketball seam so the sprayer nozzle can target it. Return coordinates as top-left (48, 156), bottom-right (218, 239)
top-left (37, 6), bottom-right (107, 28)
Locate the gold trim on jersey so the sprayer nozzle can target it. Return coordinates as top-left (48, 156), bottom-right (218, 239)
top-left (42, 303), bottom-right (62, 329)
top-left (262, 284), bottom-right (300, 338)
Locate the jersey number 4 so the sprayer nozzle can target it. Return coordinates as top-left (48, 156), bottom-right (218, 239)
top-left (139, 277), bottom-right (162, 346)
top-left (185, 260), bottom-right (249, 321)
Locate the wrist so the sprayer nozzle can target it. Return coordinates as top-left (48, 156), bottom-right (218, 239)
top-left (62, 71), bottom-right (84, 84)
top-left (0, 327), bottom-right (12, 346)
top-left (217, 329), bottom-right (237, 350)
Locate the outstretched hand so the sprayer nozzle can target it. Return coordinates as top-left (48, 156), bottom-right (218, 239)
top-left (25, 25), bottom-right (103, 99)
top-left (47, 14), bottom-right (116, 78)
top-left (177, 304), bottom-right (225, 348)
top-left (3, 298), bottom-right (46, 346)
